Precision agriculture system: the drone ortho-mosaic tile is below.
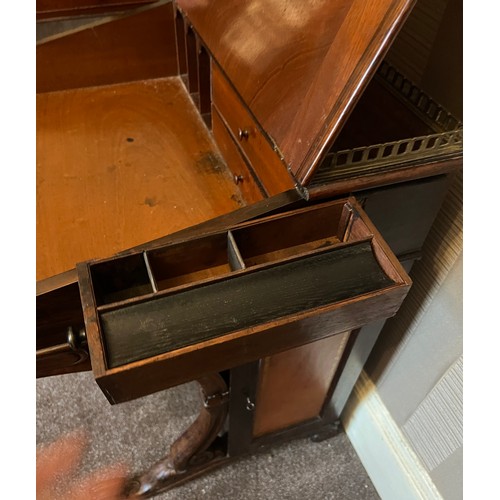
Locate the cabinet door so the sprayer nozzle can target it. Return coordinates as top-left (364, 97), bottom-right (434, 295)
top-left (227, 333), bottom-right (352, 456)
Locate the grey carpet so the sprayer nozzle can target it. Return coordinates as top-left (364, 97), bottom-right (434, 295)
top-left (37, 371), bottom-right (379, 499)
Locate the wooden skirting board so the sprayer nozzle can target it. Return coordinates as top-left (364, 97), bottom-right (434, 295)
top-left (341, 370), bottom-right (442, 500)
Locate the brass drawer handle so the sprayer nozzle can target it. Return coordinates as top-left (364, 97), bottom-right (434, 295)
top-left (238, 128), bottom-right (250, 141)
top-left (36, 327), bottom-right (88, 365)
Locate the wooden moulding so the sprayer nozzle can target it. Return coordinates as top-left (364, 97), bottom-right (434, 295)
top-left (76, 198), bottom-right (411, 404)
top-left (307, 157), bottom-right (462, 200)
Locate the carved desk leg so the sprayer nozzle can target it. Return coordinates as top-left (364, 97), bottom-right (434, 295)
top-left (125, 373), bottom-right (229, 498)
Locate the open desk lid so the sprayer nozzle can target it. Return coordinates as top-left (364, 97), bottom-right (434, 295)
top-left (176, 0), bottom-right (416, 186)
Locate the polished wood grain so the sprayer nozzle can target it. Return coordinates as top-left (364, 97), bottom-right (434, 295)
top-left (35, 190), bottom-right (301, 362)
top-left (36, 0), bottom-right (156, 19)
top-left (253, 332), bottom-right (351, 437)
top-left (37, 77), bottom-right (245, 280)
top-left (348, 201), bottom-right (411, 286)
top-left (37, 2), bottom-right (178, 92)
top-left (37, 282), bottom-right (85, 350)
top-left (176, 0), bottom-right (416, 184)
top-left (33, 0), bottom-right (457, 472)
top-left (36, 348), bottom-right (92, 378)
top-left (35, 193), bottom-right (301, 378)
top-left (79, 261), bottom-right (109, 383)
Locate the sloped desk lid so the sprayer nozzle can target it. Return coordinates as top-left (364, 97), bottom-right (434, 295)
top-left (176, 0), bottom-right (416, 185)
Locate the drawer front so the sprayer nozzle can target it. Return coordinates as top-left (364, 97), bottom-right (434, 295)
top-left (212, 107), bottom-right (266, 204)
top-left (212, 64), bottom-right (296, 196)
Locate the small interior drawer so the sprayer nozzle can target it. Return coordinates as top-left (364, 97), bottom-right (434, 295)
top-left (77, 198), bottom-right (411, 403)
top-left (211, 64), bottom-right (295, 196)
top-left (212, 107), bottom-right (266, 203)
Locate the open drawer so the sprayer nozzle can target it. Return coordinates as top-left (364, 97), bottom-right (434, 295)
top-left (77, 197), bottom-right (411, 403)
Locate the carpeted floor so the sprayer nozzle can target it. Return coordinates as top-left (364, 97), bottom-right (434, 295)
top-left (37, 371), bottom-right (379, 499)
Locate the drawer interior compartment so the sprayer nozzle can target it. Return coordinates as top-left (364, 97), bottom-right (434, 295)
top-left (146, 232), bottom-right (245, 291)
top-left (231, 202), bottom-right (352, 267)
top-left (100, 239), bottom-right (392, 369)
top-left (77, 198), bottom-right (411, 403)
top-left (90, 253), bottom-right (154, 306)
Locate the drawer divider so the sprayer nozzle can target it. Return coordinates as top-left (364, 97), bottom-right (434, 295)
top-left (143, 251), bottom-right (159, 293)
top-left (228, 231), bottom-right (246, 271)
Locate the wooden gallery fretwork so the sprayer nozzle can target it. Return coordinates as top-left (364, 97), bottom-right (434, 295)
top-left (36, 0), bottom-right (462, 496)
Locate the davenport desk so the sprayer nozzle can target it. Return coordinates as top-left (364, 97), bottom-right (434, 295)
top-left (36, 0), bottom-right (462, 496)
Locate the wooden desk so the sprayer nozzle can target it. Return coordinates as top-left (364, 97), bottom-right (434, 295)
top-left (36, 1), bottom-right (462, 496)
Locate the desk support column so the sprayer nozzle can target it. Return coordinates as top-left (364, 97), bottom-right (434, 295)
top-left (125, 372), bottom-right (229, 498)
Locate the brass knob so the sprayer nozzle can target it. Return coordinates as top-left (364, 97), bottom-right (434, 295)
top-left (238, 128), bottom-right (250, 141)
top-left (234, 174), bottom-right (244, 185)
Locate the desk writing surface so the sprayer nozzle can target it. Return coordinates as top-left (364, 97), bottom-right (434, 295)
top-left (36, 77), bottom-right (245, 281)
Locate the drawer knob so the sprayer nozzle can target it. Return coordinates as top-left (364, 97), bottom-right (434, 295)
top-left (246, 397), bottom-right (255, 411)
top-left (238, 128), bottom-right (250, 141)
top-left (234, 174), bottom-right (244, 185)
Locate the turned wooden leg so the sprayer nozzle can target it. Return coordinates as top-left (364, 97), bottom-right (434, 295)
top-left (125, 373), bottom-right (229, 498)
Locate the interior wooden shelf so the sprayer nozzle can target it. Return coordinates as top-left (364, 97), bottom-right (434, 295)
top-left (36, 76), bottom-right (246, 280)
